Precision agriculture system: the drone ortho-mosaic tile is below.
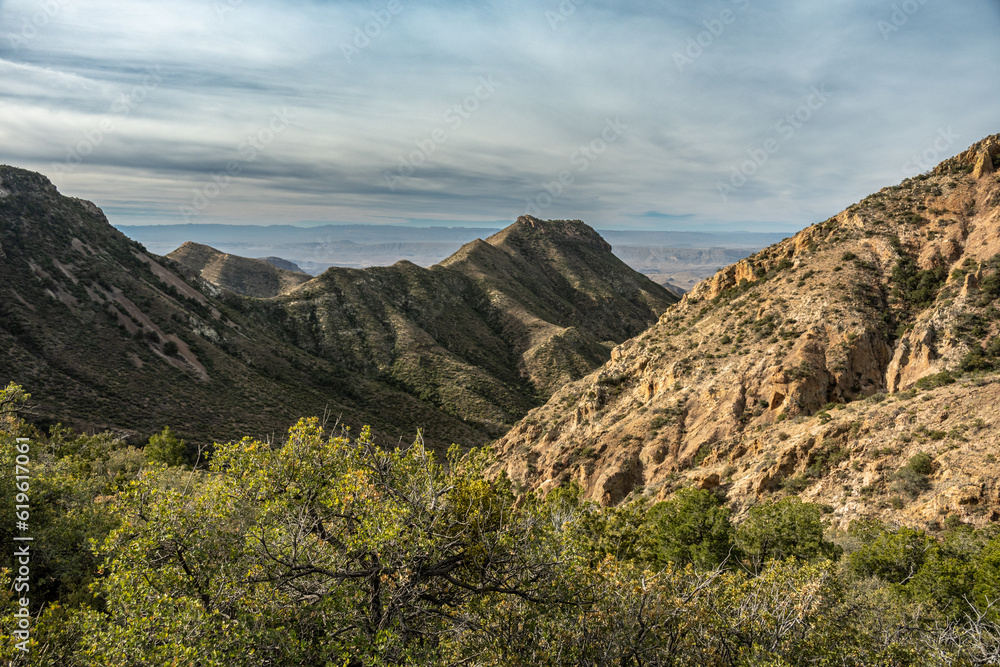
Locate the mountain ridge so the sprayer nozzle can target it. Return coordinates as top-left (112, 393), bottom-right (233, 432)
top-left (0, 170), bottom-right (674, 447)
top-left (270, 215), bottom-right (677, 436)
top-left (167, 241), bottom-right (311, 297)
top-left (492, 133), bottom-right (1000, 532)
top-left (0, 164), bottom-right (493, 448)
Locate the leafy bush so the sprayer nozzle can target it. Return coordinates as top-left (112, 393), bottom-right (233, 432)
top-left (915, 371), bottom-right (956, 390)
top-left (144, 426), bottom-right (187, 466)
top-left (644, 488), bottom-right (735, 569)
top-left (891, 466), bottom-right (930, 499)
top-left (736, 497), bottom-right (841, 569)
top-left (891, 254), bottom-right (947, 310)
top-left (5, 379), bottom-right (1000, 665)
top-left (847, 520), bottom-right (934, 585)
top-left (906, 451), bottom-right (934, 475)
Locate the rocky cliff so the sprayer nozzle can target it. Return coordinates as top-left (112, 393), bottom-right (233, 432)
top-left (493, 134), bottom-right (1000, 531)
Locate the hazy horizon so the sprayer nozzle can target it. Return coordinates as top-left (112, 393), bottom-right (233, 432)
top-left (2, 1), bottom-right (998, 233)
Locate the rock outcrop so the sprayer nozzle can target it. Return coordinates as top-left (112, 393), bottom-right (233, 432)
top-left (492, 134), bottom-right (1000, 530)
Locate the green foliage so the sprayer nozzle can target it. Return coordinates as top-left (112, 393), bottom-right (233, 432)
top-left (4, 386), bottom-right (1000, 664)
top-left (143, 426), bottom-right (188, 466)
top-left (906, 451), bottom-right (934, 475)
top-left (644, 488), bottom-right (735, 569)
top-left (915, 370), bottom-right (956, 390)
top-left (736, 497), bottom-right (841, 569)
top-left (0, 396), bottom-right (141, 615)
top-left (974, 535), bottom-right (1000, 621)
top-left (891, 253), bottom-right (947, 311)
top-left (80, 420), bottom-right (570, 665)
top-left (564, 492), bottom-right (652, 564)
top-left (847, 521), bottom-right (1000, 624)
top-left (0, 382), bottom-right (30, 433)
top-left (959, 336), bottom-right (1000, 373)
top-left (163, 340), bottom-right (179, 356)
top-left (891, 467), bottom-right (930, 498)
top-left (890, 453), bottom-right (934, 499)
top-left (848, 520), bottom-right (935, 585)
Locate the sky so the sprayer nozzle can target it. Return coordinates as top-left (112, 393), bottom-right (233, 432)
top-left (1, 0), bottom-right (999, 232)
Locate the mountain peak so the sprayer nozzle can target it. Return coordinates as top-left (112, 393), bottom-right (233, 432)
top-left (0, 165), bottom-right (59, 198)
top-left (491, 216), bottom-right (611, 253)
top-left (493, 133), bottom-right (1000, 529)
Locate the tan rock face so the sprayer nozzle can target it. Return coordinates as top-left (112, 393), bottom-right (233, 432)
top-left (965, 136), bottom-right (1000, 180)
top-left (492, 134), bottom-right (1000, 529)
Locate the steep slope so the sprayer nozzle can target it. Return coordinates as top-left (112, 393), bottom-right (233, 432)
top-left (258, 256), bottom-right (306, 273)
top-left (276, 217), bottom-right (678, 436)
top-left (0, 169), bottom-right (674, 448)
top-left (167, 241), bottom-right (310, 297)
top-left (494, 134), bottom-right (1000, 531)
top-left (0, 166), bottom-right (485, 448)
top-left (440, 217), bottom-right (675, 397)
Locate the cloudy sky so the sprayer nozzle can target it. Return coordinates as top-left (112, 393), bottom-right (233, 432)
top-left (1, 0), bottom-right (998, 232)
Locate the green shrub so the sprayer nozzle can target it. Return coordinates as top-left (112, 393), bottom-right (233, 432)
top-left (644, 488), bottom-right (735, 569)
top-left (915, 371), bottom-right (955, 390)
top-left (906, 451), bottom-right (934, 475)
top-left (891, 254), bottom-right (947, 310)
top-left (847, 520), bottom-right (933, 585)
top-left (736, 497), bottom-right (841, 569)
top-left (891, 466), bottom-right (930, 499)
top-left (144, 426), bottom-right (188, 466)
top-left (782, 475), bottom-right (809, 493)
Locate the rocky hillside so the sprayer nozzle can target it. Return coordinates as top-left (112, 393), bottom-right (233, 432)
top-left (0, 166), bottom-right (486, 448)
top-left (494, 134), bottom-right (1000, 531)
top-left (168, 241), bottom-right (310, 297)
top-left (275, 217), bottom-right (677, 436)
top-left (0, 169), bottom-right (673, 448)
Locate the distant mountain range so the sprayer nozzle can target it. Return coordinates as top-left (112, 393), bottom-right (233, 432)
top-left (116, 222), bottom-right (786, 292)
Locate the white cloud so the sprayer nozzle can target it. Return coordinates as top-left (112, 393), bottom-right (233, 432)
top-left (1, 0), bottom-right (998, 230)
